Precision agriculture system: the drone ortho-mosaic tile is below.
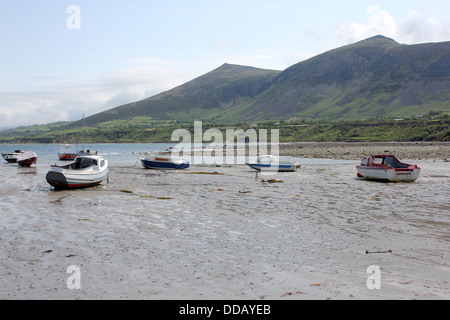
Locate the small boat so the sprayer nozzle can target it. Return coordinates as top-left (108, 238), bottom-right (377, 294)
top-left (139, 153), bottom-right (190, 170)
top-left (246, 155), bottom-right (300, 172)
top-left (77, 149), bottom-right (98, 156)
top-left (46, 154), bottom-right (108, 190)
top-left (58, 144), bottom-right (78, 161)
top-left (356, 155), bottom-right (421, 182)
top-left (2, 150), bottom-right (24, 163)
top-left (17, 151), bottom-right (38, 167)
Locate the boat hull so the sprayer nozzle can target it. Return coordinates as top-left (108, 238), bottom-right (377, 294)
top-left (246, 162), bottom-right (300, 172)
top-left (245, 155), bottom-right (300, 173)
top-left (18, 157), bottom-right (38, 167)
top-left (140, 158), bottom-right (189, 170)
top-left (46, 168), bottom-right (108, 190)
top-left (17, 152), bottom-right (38, 167)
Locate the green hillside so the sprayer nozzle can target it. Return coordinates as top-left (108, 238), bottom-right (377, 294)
top-left (1, 116), bottom-right (448, 144)
top-left (82, 63), bottom-right (281, 127)
top-left (224, 36), bottom-right (450, 121)
top-left (89, 35), bottom-right (450, 124)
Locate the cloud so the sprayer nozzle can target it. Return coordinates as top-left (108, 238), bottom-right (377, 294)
top-left (398, 9), bottom-right (450, 43)
top-left (0, 92), bottom-right (67, 129)
top-left (0, 51), bottom-right (287, 129)
top-left (336, 6), bottom-right (397, 44)
top-left (0, 58), bottom-right (197, 129)
top-left (337, 5), bottom-right (450, 45)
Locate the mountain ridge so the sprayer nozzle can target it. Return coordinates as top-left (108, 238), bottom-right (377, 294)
top-left (86, 35), bottom-right (450, 125)
top-left (84, 63), bottom-right (281, 126)
top-left (222, 35), bottom-right (450, 121)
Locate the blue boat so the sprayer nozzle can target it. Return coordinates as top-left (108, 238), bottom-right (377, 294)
top-left (139, 153), bottom-right (190, 170)
top-left (246, 155), bottom-right (300, 172)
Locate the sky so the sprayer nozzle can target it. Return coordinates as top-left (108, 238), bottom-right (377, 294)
top-left (1, 0), bottom-right (450, 129)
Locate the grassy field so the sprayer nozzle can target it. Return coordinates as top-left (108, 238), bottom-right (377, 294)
top-left (1, 114), bottom-right (448, 144)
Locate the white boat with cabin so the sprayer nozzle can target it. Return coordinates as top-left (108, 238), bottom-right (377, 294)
top-left (46, 154), bottom-right (108, 190)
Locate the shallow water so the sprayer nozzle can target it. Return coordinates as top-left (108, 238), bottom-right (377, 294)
top-left (0, 144), bottom-right (449, 299)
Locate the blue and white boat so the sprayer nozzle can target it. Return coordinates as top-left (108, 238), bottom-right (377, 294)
top-left (139, 153), bottom-right (190, 170)
top-left (246, 155), bottom-right (300, 172)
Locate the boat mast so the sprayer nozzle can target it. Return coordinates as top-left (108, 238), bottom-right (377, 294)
top-left (76, 114), bottom-right (84, 151)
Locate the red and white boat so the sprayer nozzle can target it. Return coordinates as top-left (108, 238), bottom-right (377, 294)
top-left (17, 151), bottom-right (38, 167)
top-left (58, 144), bottom-right (78, 161)
top-left (57, 114), bottom-right (88, 161)
top-left (356, 155), bottom-right (420, 182)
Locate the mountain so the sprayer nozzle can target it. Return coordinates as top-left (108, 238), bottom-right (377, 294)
top-left (84, 63), bottom-right (281, 126)
top-left (224, 35), bottom-right (450, 121)
top-left (83, 35), bottom-right (450, 125)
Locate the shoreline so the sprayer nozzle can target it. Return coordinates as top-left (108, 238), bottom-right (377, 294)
top-left (177, 141), bottom-right (450, 162)
top-left (278, 141), bottom-right (450, 160)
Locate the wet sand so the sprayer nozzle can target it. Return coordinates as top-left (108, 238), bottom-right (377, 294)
top-left (0, 142), bottom-right (449, 300)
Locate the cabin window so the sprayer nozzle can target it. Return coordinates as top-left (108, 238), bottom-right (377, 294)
top-left (78, 158), bottom-right (96, 168)
top-left (100, 160), bottom-right (105, 167)
top-left (385, 156), bottom-right (409, 168)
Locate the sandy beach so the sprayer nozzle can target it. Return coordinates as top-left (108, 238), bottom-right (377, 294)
top-left (0, 142), bottom-right (449, 300)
